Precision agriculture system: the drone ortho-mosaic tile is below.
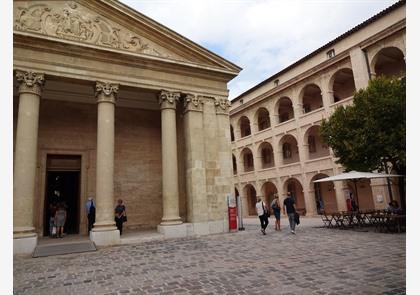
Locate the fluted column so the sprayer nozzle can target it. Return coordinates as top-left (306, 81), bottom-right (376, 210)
top-left (13, 70), bottom-right (44, 254)
top-left (90, 81), bottom-right (120, 245)
top-left (159, 90), bottom-right (182, 225)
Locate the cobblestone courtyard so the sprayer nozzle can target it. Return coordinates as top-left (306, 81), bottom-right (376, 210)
top-left (14, 218), bottom-right (405, 295)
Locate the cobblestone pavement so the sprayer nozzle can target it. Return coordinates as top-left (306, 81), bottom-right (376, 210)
top-left (14, 218), bottom-right (405, 295)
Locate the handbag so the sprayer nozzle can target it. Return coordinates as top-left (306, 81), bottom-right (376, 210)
top-left (122, 215), bottom-right (127, 223)
top-left (52, 226), bottom-right (57, 235)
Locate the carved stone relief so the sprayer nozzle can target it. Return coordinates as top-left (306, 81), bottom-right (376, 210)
top-left (15, 70), bottom-right (45, 96)
top-left (183, 93), bottom-right (203, 112)
top-left (214, 98), bottom-right (231, 115)
top-left (14, 1), bottom-right (182, 61)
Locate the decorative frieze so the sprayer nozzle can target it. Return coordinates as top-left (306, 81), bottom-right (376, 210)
top-left (14, 1), bottom-right (180, 60)
top-left (158, 90), bottom-right (180, 110)
top-left (15, 70), bottom-right (45, 96)
top-left (95, 81), bottom-right (118, 103)
top-left (183, 93), bottom-right (203, 112)
top-left (214, 97), bottom-right (231, 115)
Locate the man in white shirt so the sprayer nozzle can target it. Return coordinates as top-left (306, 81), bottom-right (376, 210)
top-left (256, 197), bottom-right (269, 235)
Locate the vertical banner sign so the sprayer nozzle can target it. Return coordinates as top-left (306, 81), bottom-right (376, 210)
top-left (227, 194), bottom-right (237, 231)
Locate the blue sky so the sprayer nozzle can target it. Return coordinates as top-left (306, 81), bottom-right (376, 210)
top-left (115, 1), bottom-right (395, 99)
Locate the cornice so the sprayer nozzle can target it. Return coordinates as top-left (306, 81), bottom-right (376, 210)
top-left (96, 0), bottom-right (242, 73)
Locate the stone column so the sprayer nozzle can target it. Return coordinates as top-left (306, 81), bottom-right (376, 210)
top-left (350, 47), bottom-right (370, 90)
top-left (183, 94), bottom-right (209, 235)
top-left (90, 81), bottom-right (120, 246)
top-left (157, 90), bottom-right (186, 238)
top-left (13, 70), bottom-right (44, 254)
top-left (215, 97), bottom-right (234, 233)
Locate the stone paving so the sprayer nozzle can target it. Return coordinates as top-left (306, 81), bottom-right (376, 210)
top-left (14, 218), bottom-right (405, 295)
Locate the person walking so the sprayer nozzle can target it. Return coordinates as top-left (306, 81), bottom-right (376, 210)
top-left (114, 199), bottom-right (127, 235)
top-left (271, 194), bottom-right (281, 231)
top-left (283, 192), bottom-right (296, 234)
top-left (256, 197), bottom-right (269, 235)
top-left (86, 196), bottom-right (96, 233)
top-left (54, 203), bottom-right (67, 238)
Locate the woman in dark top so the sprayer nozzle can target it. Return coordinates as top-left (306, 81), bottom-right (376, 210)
top-left (114, 199), bottom-right (126, 235)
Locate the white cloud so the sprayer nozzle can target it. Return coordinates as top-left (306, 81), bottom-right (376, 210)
top-left (121, 0), bottom-right (398, 99)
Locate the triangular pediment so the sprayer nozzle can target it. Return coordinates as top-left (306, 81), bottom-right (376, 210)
top-left (13, 0), bottom-right (241, 75)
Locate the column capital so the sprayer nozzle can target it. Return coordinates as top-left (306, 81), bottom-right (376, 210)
top-left (15, 70), bottom-right (45, 96)
top-left (214, 97), bottom-right (231, 115)
top-left (183, 93), bottom-right (203, 113)
top-left (159, 90), bottom-right (180, 110)
top-left (95, 81), bottom-right (118, 103)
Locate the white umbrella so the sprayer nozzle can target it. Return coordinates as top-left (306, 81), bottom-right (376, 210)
top-left (312, 170), bottom-right (403, 208)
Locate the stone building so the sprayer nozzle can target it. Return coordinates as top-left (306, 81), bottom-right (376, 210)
top-left (230, 1), bottom-right (406, 217)
top-left (13, 0), bottom-right (240, 254)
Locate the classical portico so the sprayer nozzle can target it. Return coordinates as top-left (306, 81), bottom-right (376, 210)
top-left (13, 0), bottom-right (240, 254)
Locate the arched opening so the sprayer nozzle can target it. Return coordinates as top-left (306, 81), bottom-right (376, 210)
top-left (232, 154), bottom-right (237, 175)
top-left (259, 142), bottom-right (274, 169)
top-left (243, 184), bottom-right (257, 216)
top-left (279, 134), bottom-right (300, 164)
top-left (305, 125), bottom-right (329, 160)
top-left (256, 108), bottom-right (271, 131)
top-left (373, 47), bottom-right (405, 78)
top-left (346, 179), bottom-right (374, 210)
top-left (312, 174), bottom-right (338, 214)
top-left (261, 181), bottom-right (278, 207)
top-left (241, 148), bottom-right (254, 172)
top-left (301, 84), bottom-right (323, 114)
top-left (331, 68), bottom-right (356, 103)
top-left (284, 178), bottom-right (306, 215)
top-left (239, 116), bottom-right (251, 137)
top-left (230, 125), bottom-right (235, 142)
top-left (277, 97), bottom-right (294, 123)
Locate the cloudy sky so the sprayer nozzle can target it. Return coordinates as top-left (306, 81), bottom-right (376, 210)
top-left (121, 0), bottom-right (397, 99)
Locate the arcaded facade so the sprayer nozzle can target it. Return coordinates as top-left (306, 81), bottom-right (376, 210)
top-left (230, 1), bottom-right (406, 217)
top-left (13, 0), bottom-right (240, 254)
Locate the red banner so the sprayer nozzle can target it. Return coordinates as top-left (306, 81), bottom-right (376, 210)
top-left (228, 207), bottom-right (237, 231)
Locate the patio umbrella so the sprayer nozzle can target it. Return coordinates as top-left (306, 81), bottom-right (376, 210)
top-left (312, 170), bottom-right (403, 208)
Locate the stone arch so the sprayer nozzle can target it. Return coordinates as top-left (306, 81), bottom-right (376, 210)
top-left (279, 134), bottom-right (300, 164)
top-left (329, 68), bottom-right (356, 103)
top-left (243, 184), bottom-right (257, 216)
top-left (371, 47), bottom-right (405, 78)
top-left (239, 116), bottom-right (251, 138)
top-left (255, 107), bottom-right (271, 131)
top-left (300, 83), bottom-right (323, 113)
top-left (312, 174), bottom-right (338, 214)
top-left (240, 147), bottom-right (254, 172)
top-left (232, 154), bottom-right (237, 175)
top-left (261, 181), bottom-right (278, 207)
top-left (258, 142), bottom-right (274, 169)
top-left (346, 179), bottom-right (374, 210)
top-left (230, 125), bottom-right (235, 142)
top-left (276, 96), bottom-right (294, 123)
top-left (304, 125), bottom-right (329, 160)
top-left (283, 178), bottom-right (306, 215)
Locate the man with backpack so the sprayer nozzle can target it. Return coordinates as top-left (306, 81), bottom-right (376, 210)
top-left (283, 192), bottom-right (297, 234)
top-left (86, 196), bottom-right (96, 233)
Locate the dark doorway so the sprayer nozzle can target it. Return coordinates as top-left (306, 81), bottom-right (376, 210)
top-left (44, 155), bottom-right (81, 236)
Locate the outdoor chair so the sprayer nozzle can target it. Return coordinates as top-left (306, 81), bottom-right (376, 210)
top-left (321, 213), bottom-right (333, 228)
